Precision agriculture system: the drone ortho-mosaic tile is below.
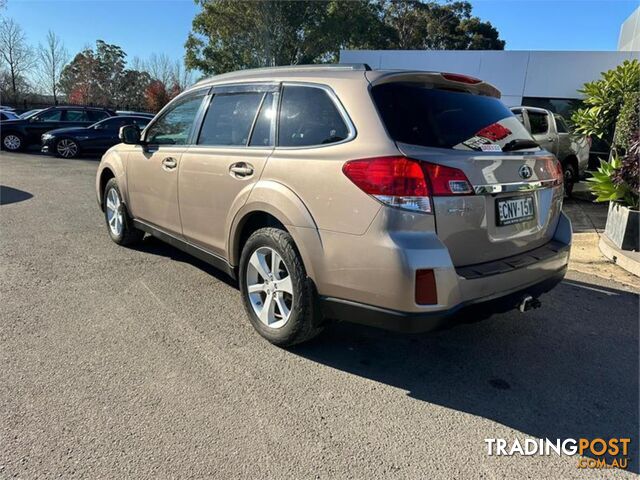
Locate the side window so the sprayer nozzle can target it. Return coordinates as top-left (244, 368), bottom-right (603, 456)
top-left (278, 86), bottom-right (349, 147)
top-left (511, 109), bottom-right (525, 126)
top-left (197, 92), bottom-right (263, 146)
top-left (528, 111), bottom-right (549, 135)
top-left (65, 110), bottom-right (89, 122)
top-left (88, 110), bottom-right (110, 122)
top-left (146, 92), bottom-right (206, 145)
top-left (554, 115), bottom-right (569, 133)
top-left (249, 92), bottom-right (276, 147)
top-left (38, 109), bottom-right (63, 122)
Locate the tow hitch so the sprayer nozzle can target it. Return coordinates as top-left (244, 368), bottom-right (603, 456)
top-left (518, 295), bottom-right (541, 313)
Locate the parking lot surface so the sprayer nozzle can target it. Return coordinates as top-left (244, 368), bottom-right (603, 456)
top-left (1, 152), bottom-right (638, 479)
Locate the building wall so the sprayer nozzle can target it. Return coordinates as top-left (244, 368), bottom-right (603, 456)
top-left (618, 6), bottom-right (640, 51)
top-left (340, 50), bottom-right (637, 106)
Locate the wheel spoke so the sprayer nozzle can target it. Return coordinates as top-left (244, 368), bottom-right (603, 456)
top-left (249, 252), bottom-right (270, 280)
top-left (271, 251), bottom-right (283, 279)
top-left (274, 293), bottom-right (290, 319)
top-left (247, 283), bottom-right (265, 293)
top-left (277, 275), bottom-right (293, 295)
top-left (259, 294), bottom-right (274, 325)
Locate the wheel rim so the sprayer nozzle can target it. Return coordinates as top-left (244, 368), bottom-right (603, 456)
top-left (57, 139), bottom-right (78, 158)
top-left (246, 246), bottom-right (294, 329)
top-left (105, 188), bottom-right (124, 236)
top-left (4, 135), bottom-right (20, 150)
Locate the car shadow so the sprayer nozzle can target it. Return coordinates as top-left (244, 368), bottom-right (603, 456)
top-left (0, 185), bottom-right (33, 205)
top-left (291, 279), bottom-right (639, 472)
top-left (132, 235), bottom-right (238, 289)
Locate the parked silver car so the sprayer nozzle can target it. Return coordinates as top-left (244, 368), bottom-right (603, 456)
top-left (510, 106), bottom-right (589, 196)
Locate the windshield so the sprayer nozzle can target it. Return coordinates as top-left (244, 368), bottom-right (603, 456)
top-left (372, 83), bottom-right (536, 152)
top-left (20, 109), bottom-right (40, 119)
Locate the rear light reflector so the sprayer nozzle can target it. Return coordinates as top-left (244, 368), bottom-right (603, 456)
top-left (416, 269), bottom-right (437, 305)
top-left (441, 72), bottom-right (482, 85)
top-left (342, 156), bottom-right (473, 213)
top-left (543, 156), bottom-right (563, 186)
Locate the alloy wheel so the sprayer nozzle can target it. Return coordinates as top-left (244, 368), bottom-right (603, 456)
top-left (105, 188), bottom-right (124, 237)
top-left (57, 139), bottom-right (78, 158)
top-left (3, 135), bottom-right (21, 151)
top-left (245, 246), bottom-right (294, 329)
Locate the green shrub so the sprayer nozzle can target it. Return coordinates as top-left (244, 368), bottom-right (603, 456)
top-left (613, 91), bottom-right (640, 152)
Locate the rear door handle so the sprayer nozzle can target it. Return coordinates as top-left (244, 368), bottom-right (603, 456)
top-left (162, 157), bottom-right (177, 169)
top-left (229, 162), bottom-right (254, 178)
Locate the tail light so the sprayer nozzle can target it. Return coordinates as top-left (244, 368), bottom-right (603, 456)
top-left (543, 156), bottom-right (563, 186)
top-left (342, 156), bottom-right (473, 213)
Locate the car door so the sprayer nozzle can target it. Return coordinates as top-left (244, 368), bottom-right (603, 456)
top-left (525, 109), bottom-right (557, 155)
top-left (127, 89), bottom-right (208, 235)
top-left (26, 108), bottom-right (65, 143)
top-left (178, 85), bottom-right (277, 257)
top-left (90, 117), bottom-right (127, 151)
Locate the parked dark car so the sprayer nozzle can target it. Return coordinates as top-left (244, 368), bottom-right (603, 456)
top-left (0, 110), bottom-right (19, 121)
top-left (0, 106), bottom-right (115, 152)
top-left (41, 115), bottom-right (151, 158)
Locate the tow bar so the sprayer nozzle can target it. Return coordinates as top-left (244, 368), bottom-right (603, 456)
top-left (518, 295), bottom-right (541, 313)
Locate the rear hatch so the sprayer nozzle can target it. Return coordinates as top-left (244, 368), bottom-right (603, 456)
top-left (369, 73), bottom-right (564, 266)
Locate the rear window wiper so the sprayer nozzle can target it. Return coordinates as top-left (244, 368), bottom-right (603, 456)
top-left (502, 139), bottom-right (539, 152)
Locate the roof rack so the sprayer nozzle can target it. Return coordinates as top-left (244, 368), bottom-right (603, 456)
top-left (195, 63), bottom-right (372, 86)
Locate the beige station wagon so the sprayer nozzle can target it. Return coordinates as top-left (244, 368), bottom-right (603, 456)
top-left (96, 64), bottom-right (571, 346)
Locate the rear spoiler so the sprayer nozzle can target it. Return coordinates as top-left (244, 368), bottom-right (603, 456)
top-left (366, 71), bottom-right (501, 99)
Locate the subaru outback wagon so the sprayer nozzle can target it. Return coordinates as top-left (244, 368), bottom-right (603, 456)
top-left (96, 64), bottom-right (571, 346)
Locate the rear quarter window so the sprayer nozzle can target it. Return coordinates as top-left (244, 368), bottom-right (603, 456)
top-left (278, 86), bottom-right (349, 147)
top-left (372, 83), bottom-right (534, 151)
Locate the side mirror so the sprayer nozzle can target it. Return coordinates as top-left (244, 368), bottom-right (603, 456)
top-left (30, 116), bottom-right (40, 123)
top-left (119, 124), bottom-right (141, 144)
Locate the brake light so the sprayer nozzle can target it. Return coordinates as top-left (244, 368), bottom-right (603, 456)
top-left (342, 156), bottom-right (473, 213)
top-left (543, 156), bottom-right (563, 185)
top-left (441, 72), bottom-right (482, 85)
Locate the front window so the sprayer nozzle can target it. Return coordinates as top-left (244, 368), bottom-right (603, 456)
top-left (372, 82), bottom-right (535, 151)
top-left (145, 92), bottom-right (206, 145)
top-left (37, 109), bottom-right (63, 122)
top-left (65, 110), bottom-right (89, 122)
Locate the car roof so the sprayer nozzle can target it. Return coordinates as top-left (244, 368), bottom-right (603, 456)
top-left (192, 63), bottom-right (501, 98)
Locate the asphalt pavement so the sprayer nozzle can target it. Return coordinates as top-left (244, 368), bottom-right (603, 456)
top-left (1, 151), bottom-right (638, 479)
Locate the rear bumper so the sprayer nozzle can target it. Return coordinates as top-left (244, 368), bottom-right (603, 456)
top-left (314, 209), bottom-right (571, 332)
top-left (320, 265), bottom-right (567, 333)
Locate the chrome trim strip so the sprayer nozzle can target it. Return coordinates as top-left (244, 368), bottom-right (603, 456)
top-left (474, 179), bottom-right (559, 194)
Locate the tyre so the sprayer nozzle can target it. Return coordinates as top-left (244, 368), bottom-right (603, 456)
top-left (239, 227), bottom-right (323, 346)
top-left (563, 162), bottom-right (577, 198)
top-left (56, 138), bottom-right (80, 158)
top-left (2, 133), bottom-right (24, 152)
top-left (103, 178), bottom-right (144, 246)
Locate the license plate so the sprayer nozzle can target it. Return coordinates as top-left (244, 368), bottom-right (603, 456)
top-left (496, 195), bottom-right (535, 226)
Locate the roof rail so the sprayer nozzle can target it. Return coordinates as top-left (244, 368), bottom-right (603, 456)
top-left (195, 63), bottom-right (372, 86)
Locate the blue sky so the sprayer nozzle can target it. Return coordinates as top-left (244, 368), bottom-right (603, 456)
top-left (4, 0), bottom-right (638, 70)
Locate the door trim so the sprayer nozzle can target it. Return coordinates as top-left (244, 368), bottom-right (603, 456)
top-left (132, 219), bottom-right (236, 279)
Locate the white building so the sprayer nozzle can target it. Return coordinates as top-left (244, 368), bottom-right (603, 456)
top-left (619, 6), bottom-right (640, 51)
top-left (339, 50), bottom-right (636, 110)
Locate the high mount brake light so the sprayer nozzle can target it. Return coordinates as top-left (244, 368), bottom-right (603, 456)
top-left (342, 156), bottom-right (473, 213)
top-left (441, 73), bottom-right (482, 85)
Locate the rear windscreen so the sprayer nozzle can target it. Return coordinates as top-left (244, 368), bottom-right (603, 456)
top-left (372, 83), bottom-right (535, 152)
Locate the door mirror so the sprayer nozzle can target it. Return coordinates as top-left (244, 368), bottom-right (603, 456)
top-left (30, 116), bottom-right (40, 123)
top-left (119, 124), bottom-right (141, 144)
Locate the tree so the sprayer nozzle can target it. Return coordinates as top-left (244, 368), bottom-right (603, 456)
top-left (59, 40), bottom-right (150, 108)
top-left (37, 30), bottom-right (69, 103)
top-left (382, 1), bottom-right (504, 50)
top-left (0, 17), bottom-right (35, 101)
top-left (185, 0), bottom-right (387, 75)
top-left (185, 0), bottom-right (504, 75)
top-left (571, 59), bottom-right (640, 144)
top-left (145, 80), bottom-right (178, 112)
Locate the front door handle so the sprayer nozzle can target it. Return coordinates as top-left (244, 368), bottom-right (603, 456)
top-left (162, 157), bottom-right (177, 170)
top-left (229, 162), bottom-right (254, 178)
